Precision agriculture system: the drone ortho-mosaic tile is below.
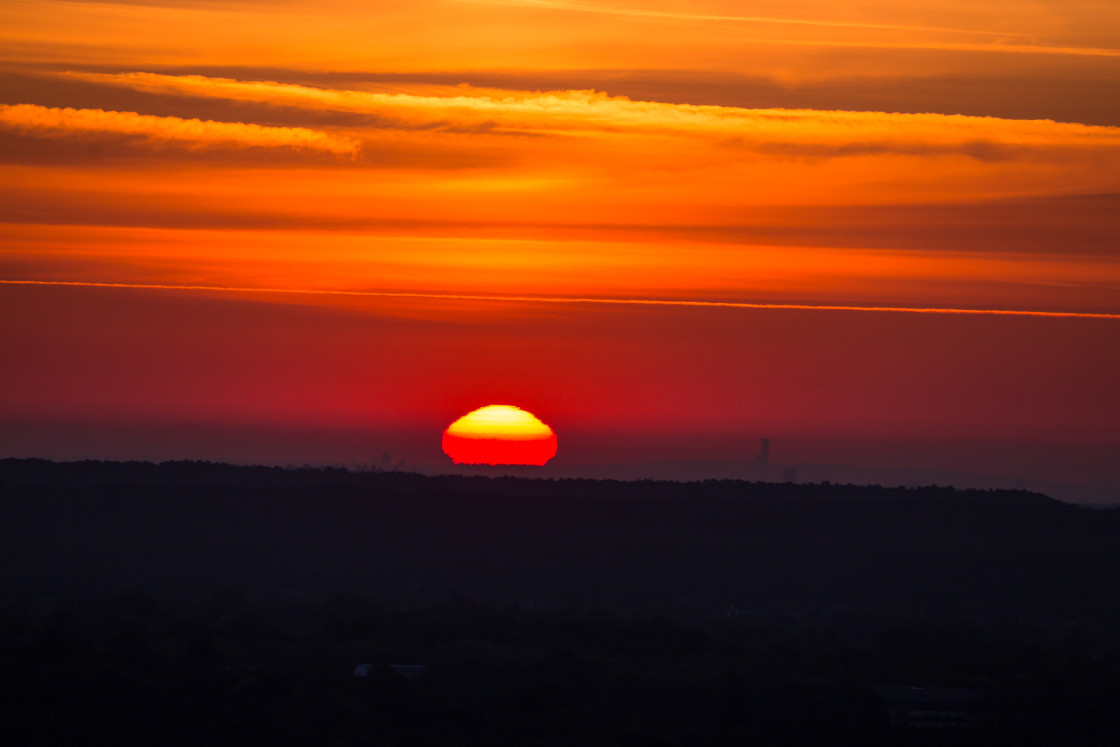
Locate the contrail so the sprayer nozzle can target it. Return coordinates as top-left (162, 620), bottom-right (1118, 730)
top-left (463, 1), bottom-right (1120, 58)
top-left (737, 35), bottom-right (1120, 58)
top-left (3, 279), bottom-right (1118, 320)
top-left (467, 0), bottom-right (1028, 38)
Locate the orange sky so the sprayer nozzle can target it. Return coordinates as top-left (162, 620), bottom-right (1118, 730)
top-left (1, 1), bottom-right (1118, 488)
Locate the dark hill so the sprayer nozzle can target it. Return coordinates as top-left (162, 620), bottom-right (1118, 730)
top-left (2, 459), bottom-right (1117, 622)
top-left (4, 459), bottom-right (1120, 746)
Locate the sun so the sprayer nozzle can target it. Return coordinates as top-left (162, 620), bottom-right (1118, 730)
top-left (442, 405), bottom-right (558, 466)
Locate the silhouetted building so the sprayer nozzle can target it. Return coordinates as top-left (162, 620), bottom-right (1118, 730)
top-left (389, 665), bottom-right (425, 679)
top-left (874, 686), bottom-right (984, 729)
top-left (355, 664), bottom-right (426, 679)
top-left (782, 466), bottom-right (797, 483)
top-left (756, 438), bottom-right (770, 468)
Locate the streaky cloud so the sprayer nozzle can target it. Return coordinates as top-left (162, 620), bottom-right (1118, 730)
top-left (465, 0), bottom-right (1026, 37)
top-left (3, 279), bottom-right (1117, 320)
top-left (463, 0), bottom-right (1120, 57)
top-left (734, 34), bottom-right (1120, 58)
top-left (61, 72), bottom-right (1120, 160)
top-left (0, 103), bottom-right (360, 155)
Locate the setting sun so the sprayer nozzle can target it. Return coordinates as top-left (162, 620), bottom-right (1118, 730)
top-left (442, 405), bottom-right (558, 466)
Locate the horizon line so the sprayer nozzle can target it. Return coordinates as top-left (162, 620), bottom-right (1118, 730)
top-left (2, 279), bottom-right (1118, 320)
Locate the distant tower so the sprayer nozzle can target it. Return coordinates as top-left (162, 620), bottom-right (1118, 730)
top-left (756, 438), bottom-right (770, 468)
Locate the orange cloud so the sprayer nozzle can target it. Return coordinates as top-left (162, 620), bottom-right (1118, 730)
top-left (65, 72), bottom-right (1120, 159)
top-left (464, 0), bottom-right (1013, 35)
top-left (6, 0), bottom-right (1119, 84)
top-left (461, 1), bottom-right (1120, 58)
top-left (0, 103), bottom-right (360, 155)
top-left (3, 219), bottom-right (1118, 315)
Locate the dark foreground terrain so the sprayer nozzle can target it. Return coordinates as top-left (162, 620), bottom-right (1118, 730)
top-left (2, 459), bottom-right (1118, 745)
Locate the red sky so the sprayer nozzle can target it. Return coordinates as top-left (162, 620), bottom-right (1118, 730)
top-left (1, 1), bottom-right (1118, 495)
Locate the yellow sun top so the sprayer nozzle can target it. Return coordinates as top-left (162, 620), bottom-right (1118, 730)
top-left (445, 405), bottom-right (554, 440)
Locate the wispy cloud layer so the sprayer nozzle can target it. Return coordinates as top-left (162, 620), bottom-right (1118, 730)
top-left (463, 0), bottom-right (1023, 36)
top-left (4, 279), bottom-right (1117, 320)
top-left (0, 103), bottom-right (360, 155)
top-left (63, 72), bottom-right (1120, 160)
top-left (463, 0), bottom-right (1120, 58)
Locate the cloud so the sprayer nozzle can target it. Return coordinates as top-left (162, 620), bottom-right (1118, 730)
top-left (63, 72), bottom-right (1120, 160)
top-left (462, 1), bottom-right (1120, 58)
top-left (0, 103), bottom-right (360, 155)
top-left (465, 0), bottom-right (1025, 37)
top-left (2, 279), bottom-right (1117, 320)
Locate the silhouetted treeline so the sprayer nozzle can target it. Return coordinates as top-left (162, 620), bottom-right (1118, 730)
top-left (2, 458), bottom-right (1118, 622)
top-left (2, 459), bottom-right (1118, 744)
